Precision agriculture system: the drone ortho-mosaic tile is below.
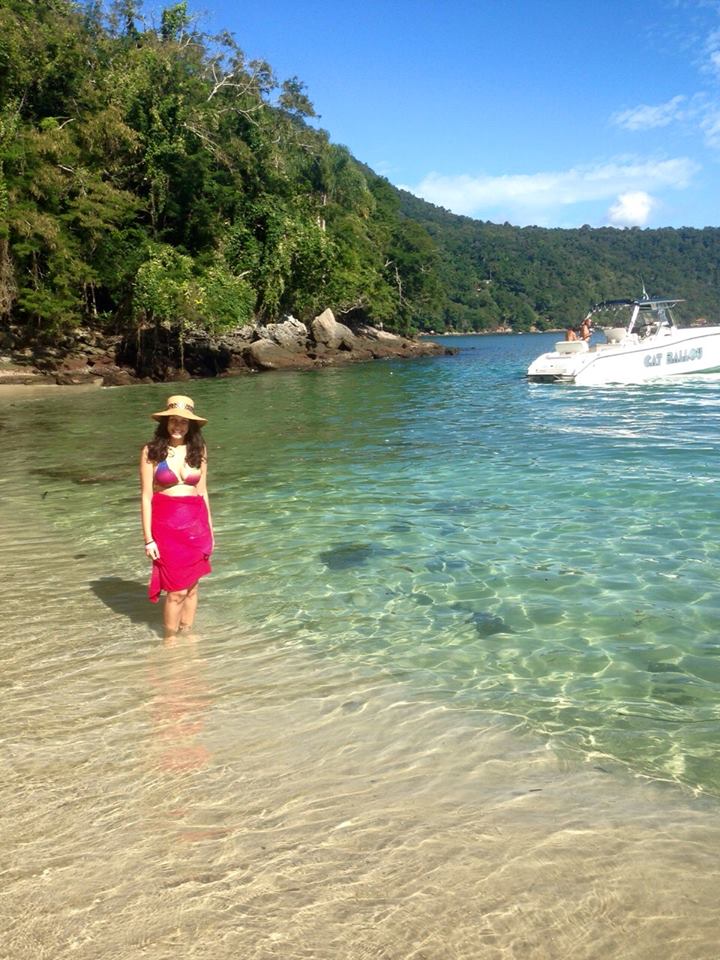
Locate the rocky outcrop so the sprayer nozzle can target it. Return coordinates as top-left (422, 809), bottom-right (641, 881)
top-left (311, 309), bottom-right (356, 350)
top-left (244, 338), bottom-right (315, 371)
top-left (257, 315), bottom-right (309, 352)
top-left (5, 309), bottom-right (455, 387)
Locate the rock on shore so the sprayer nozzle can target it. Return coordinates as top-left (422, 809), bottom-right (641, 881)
top-left (0, 309), bottom-right (455, 387)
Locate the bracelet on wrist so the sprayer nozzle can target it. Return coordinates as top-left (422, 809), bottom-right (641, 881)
top-left (145, 539), bottom-right (155, 546)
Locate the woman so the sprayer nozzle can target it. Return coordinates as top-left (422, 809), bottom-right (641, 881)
top-left (140, 395), bottom-right (213, 639)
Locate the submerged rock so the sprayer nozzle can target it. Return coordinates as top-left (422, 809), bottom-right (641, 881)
top-left (31, 466), bottom-right (117, 485)
top-left (319, 542), bottom-right (396, 571)
top-left (450, 603), bottom-right (510, 637)
top-left (467, 611), bottom-right (509, 636)
top-left (319, 543), bottom-right (375, 570)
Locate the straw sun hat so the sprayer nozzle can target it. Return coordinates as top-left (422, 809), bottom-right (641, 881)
top-left (151, 395), bottom-right (208, 425)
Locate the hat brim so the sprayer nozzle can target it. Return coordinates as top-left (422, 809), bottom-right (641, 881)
top-left (152, 410), bottom-right (207, 425)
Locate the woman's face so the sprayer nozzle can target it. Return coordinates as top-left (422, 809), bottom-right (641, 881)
top-left (167, 416), bottom-right (190, 442)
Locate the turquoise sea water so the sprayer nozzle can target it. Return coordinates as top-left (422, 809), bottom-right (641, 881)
top-left (5, 332), bottom-right (720, 795)
top-left (6, 335), bottom-right (720, 958)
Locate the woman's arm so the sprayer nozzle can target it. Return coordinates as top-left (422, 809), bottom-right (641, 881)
top-left (198, 446), bottom-right (214, 547)
top-left (139, 445), bottom-right (160, 560)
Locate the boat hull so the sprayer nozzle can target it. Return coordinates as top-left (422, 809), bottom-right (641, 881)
top-left (527, 328), bottom-right (720, 384)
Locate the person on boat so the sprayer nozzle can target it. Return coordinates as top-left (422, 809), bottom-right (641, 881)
top-left (579, 316), bottom-right (592, 341)
top-left (140, 395), bottom-right (214, 641)
top-left (565, 327), bottom-right (578, 341)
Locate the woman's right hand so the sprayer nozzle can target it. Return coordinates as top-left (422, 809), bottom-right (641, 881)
top-left (144, 539), bottom-right (160, 561)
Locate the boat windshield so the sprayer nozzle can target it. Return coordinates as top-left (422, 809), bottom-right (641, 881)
top-left (588, 298), bottom-right (681, 337)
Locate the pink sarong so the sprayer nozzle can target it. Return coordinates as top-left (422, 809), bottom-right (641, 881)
top-left (148, 494), bottom-right (212, 603)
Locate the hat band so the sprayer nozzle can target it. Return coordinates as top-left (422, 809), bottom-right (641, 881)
top-left (167, 401), bottom-right (194, 413)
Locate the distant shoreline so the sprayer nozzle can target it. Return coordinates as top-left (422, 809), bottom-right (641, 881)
top-left (419, 328), bottom-right (562, 337)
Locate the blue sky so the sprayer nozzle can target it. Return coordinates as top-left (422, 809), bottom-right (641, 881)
top-left (181, 0), bottom-right (720, 229)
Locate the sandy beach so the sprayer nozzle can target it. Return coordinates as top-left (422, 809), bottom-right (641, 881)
top-left (0, 381), bottom-right (104, 399)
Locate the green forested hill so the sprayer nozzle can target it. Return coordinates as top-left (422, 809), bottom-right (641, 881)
top-left (398, 190), bottom-right (720, 331)
top-left (2, 0), bottom-right (720, 349)
top-left (0, 0), bottom-right (443, 346)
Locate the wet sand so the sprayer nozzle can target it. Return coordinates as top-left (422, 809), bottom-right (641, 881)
top-left (0, 380), bottom-right (104, 398)
top-left (3, 489), bottom-right (720, 960)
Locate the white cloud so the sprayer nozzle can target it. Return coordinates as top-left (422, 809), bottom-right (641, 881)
top-left (607, 191), bottom-right (657, 227)
top-left (409, 157), bottom-right (698, 225)
top-left (700, 108), bottom-right (720, 148)
top-left (612, 96), bottom-right (687, 131)
top-left (611, 93), bottom-right (720, 146)
top-left (704, 28), bottom-right (720, 76)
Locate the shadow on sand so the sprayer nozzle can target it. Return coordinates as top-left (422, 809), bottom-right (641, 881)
top-left (90, 576), bottom-right (159, 631)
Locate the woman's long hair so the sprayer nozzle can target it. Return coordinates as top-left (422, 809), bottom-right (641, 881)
top-left (146, 419), bottom-right (205, 467)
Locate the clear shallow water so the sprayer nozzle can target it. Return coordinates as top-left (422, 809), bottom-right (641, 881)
top-left (5, 337), bottom-right (720, 792)
top-left (3, 337), bottom-right (720, 957)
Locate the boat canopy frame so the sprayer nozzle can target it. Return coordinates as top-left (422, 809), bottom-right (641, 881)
top-left (585, 297), bottom-right (685, 336)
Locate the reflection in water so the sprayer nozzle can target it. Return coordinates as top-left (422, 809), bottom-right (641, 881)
top-left (147, 635), bottom-right (212, 774)
top-left (145, 637), bottom-right (232, 845)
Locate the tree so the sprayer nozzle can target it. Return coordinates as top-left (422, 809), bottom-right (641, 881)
top-left (5, 0), bottom-right (720, 349)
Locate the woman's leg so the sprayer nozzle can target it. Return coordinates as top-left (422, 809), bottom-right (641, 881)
top-left (179, 582), bottom-right (199, 630)
top-left (164, 588), bottom-right (189, 638)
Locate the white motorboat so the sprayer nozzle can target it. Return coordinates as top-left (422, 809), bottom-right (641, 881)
top-left (527, 297), bottom-right (720, 384)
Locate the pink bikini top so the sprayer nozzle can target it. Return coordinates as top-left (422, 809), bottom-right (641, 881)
top-left (154, 458), bottom-right (201, 487)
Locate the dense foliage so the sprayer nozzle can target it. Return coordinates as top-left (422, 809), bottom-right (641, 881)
top-left (2, 0), bottom-right (720, 348)
top-left (0, 0), bottom-right (443, 343)
top-left (398, 194), bottom-right (720, 332)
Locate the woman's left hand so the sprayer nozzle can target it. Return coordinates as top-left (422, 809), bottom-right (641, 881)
top-left (145, 539), bottom-right (160, 561)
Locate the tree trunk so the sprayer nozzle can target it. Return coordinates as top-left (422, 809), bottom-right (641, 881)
top-left (0, 239), bottom-right (16, 317)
